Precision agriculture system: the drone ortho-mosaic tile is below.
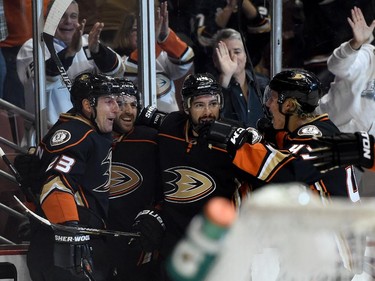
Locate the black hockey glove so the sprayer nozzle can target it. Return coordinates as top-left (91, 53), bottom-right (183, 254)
top-left (136, 105), bottom-right (167, 129)
top-left (131, 209), bottom-right (165, 252)
top-left (53, 221), bottom-right (93, 275)
top-left (200, 120), bottom-right (262, 158)
top-left (14, 147), bottom-right (42, 202)
top-left (309, 131), bottom-right (374, 172)
top-left (256, 117), bottom-right (278, 145)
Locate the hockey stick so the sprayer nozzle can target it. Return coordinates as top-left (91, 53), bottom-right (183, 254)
top-left (14, 196), bottom-right (140, 238)
top-left (43, 0), bottom-right (73, 91)
top-left (0, 147), bottom-right (37, 204)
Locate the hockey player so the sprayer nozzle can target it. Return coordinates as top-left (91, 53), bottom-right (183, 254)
top-left (203, 69), bottom-right (360, 202)
top-left (107, 78), bottom-right (165, 281)
top-left (26, 73), bottom-right (121, 281)
top-left (17, 0), bottom-right (124, 124)
top-left (138, 72), bottom-right (263, 281)
top-left (262, 69), bottom-right (359, 200)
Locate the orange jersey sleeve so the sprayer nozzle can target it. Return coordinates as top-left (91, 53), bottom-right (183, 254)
top-left (232, 142), bottom-right (296, 182)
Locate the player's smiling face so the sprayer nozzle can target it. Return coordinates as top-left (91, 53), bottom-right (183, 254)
top-left (94, 95), bottom-right (120, 133)
top-left (189, 95), bottom-right (220, 126)
top-left (115, 95), bottom-right (138, 133)
top-left (54, 2), bottom-right (79, 45)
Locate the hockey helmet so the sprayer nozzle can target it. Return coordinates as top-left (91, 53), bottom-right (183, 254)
top-left (71, 73), bottom-right (122, 111)
top-left (269, 69), bottom-right (323, 113)
top-left (181, 73), bottom-right (223, 110)
top-left (115, 77), bottom-right (141, 110)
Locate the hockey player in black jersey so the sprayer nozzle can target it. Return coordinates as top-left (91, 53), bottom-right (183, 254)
top-left (203, 69), bottom-right (360, 202)
top-left (26, 73), bottom-right (122, 281)
top-left (107, 78), bottom-right (164, 281)
top-left (260, 69), bottom-right (359, 201)
top-left (138, 73), bottom-right (262, 281)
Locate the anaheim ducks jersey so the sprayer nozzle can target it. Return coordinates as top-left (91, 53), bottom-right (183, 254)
top-left (35, 113), bottom-right (113, 227)
top-left (233, 114), bottom-right (359, 202)
top-left (158, 111), bottom-right (257, 257)
top-left (108, 125), bottom-right (162, 231)
top-left (123, 29), bottom-right (194, 113)
top-left (275, 114), bottom-right (359, 201)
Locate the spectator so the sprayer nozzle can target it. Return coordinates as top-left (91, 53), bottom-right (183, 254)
top-left (212, 28), bottom-right (268, 128)
top-left (315, 6), bottom-right (375, 196)
top-left (285, 0), bottom-right (374, 92)
top-left (26, 73), bottom-right (122, 281)
top-left (17, 0), bottom-right (124, 124)
top-left (107, 78), bottom-right (164, 281)
top-left (0, 0), bottom-right (50, 109)
top-left (0, 0), bottom-right (7, 99)
top-left (112, 1), bottom-right (194, 113)
top-left (191, 0), bottom-right (270, 74)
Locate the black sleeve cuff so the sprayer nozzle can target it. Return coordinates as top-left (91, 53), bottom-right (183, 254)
top-left (92, 44), bottom-right (119, 72)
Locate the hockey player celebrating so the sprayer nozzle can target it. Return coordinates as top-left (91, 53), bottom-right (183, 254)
top-left (107, 78), bottom-right (165, 281)
top-left (26, 73), bottom-right (122, 281)
top-left (202, 69), bottom-right (360, 202)
top-left (138, 72), bottom-right (261, 281)
top-left (261, 69), bottom-right (359, 201)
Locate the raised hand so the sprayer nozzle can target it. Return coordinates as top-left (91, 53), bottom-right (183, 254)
top-left (88, 21), bottom-right (104, 54)
top-left (67, 19), bottom-right (85, 57)
top-left (214, 41), bottom-right (238, 87)
top-left (348, 6), bottom-right (375, 49)
top-left (156, 1), bottom-right (169, 42)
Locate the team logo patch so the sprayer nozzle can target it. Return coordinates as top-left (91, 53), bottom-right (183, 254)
top-left (164, 166), bottom-right (216, 203)
top-left (109, 162), bottom-right (143, 198)
top-left (297, 125), bottom-right (322, 137)
top-left (50, 130), bottom-right (71, 146)
top-left (157, 72), bottom-right (172, 98)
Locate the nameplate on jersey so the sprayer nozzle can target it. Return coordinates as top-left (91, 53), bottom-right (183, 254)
top-left (297, 125), bottom-right (322, 137)
top-left (50, 130), bottom-right (71, 146)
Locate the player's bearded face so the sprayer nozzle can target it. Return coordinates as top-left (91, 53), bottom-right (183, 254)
top-left (94, 95), bottom-right (120, 133)
top-left (189, 95), bottom-right (220, 126)
top-left (115, 95), bottom-right (138, 133)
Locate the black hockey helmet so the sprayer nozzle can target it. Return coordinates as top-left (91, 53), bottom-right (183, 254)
top-left (181, 73), bottom-right (223, 110)
top-left (71, 73), bottom-right (122, 111)
top-left (269, 69), bottom-right (323, 113)
top-left (115, 77), bottom-right (141, 110)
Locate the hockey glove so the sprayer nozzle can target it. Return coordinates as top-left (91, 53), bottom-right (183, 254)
top-left (53, 221), bottom-right (93, 275)
top-left (131, 209), bottom-right (166, 252)
top-left (136, 105), bottom-right (167, 129)
top-left (14, 147), bottom-right (42, 202)
top-left (309, 131), bottom-right (374, 172)
top-left (201, 120), bottom-right (262, 157)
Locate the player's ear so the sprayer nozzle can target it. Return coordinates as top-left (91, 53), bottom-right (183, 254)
top-left (182, 102), bottom-right (189, 115)
top-left (283, 98), bottom-right (296, 114)
top-left (82, 99), bottom-right (92, 114)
